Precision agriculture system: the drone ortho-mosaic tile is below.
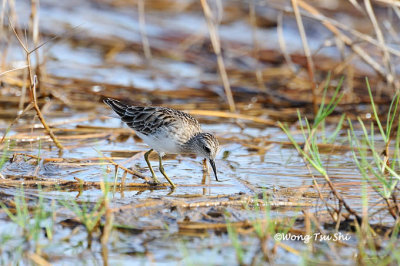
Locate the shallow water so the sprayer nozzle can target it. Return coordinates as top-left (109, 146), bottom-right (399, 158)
top-left (1, 0), bottom-right (398, 264)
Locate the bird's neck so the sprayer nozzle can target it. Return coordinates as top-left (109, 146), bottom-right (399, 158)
top-left (181, 133), bottom-right (202, 154)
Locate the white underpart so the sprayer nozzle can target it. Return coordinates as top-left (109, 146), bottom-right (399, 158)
top-left (136, 131), bottom-right (182, 156)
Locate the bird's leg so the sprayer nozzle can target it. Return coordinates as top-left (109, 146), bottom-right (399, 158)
top-left (144, 149), bottom-right (160, 183)
top-left (158, 154), bottom-right (176, 188)
top-left (201, 158), bottom-right (207, 184)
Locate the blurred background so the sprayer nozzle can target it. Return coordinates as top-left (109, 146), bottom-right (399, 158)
top-left (2, 0), bottom-right (399, 107)
top-left (1, 0), bottom-right (400, 264)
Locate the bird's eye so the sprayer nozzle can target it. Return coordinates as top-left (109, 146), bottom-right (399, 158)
top-left (204, 146), bottom-right (211, 153)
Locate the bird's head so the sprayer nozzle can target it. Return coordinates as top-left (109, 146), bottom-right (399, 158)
top-left (191, 133), bottom-right (219, 181)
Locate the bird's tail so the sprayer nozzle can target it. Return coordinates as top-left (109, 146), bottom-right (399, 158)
top-left (103, 98), bottom-right (129, 117)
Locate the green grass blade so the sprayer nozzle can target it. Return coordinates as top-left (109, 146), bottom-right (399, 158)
top-left (366, 77), bottom-right (386, 142)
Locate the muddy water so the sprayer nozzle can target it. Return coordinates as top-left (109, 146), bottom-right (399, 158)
top-left (0, 0), bottom-right (395, 264)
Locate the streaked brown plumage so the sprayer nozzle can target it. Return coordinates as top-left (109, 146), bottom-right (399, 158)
top-left (104, 98), bottom-right (219, 188)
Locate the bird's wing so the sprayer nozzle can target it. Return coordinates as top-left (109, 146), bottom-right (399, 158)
top-left (104, 98), bottom-right (201, 136)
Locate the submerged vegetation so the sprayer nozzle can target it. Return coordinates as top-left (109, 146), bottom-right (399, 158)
top-left (1, 0), bottom-right (400, 265)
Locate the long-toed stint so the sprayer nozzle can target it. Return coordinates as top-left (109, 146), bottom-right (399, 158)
top-left (104, 98), bottom-right (219, 188)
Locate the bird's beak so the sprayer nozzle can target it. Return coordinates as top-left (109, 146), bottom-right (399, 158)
top-left (209, 159), bottom-right (218, 181)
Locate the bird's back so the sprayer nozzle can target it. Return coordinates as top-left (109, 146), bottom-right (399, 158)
top-left (104, 98), bottom-right (202, 147)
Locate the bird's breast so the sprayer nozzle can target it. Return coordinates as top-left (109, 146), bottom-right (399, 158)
top-left (135, 131), bottom-right (183, 154)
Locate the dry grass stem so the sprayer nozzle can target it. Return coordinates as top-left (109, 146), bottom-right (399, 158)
top-left (297, 1), bottom-right (387, 78)
top-left (291, 0), bottom-right (317, 114)
top-left (249, 0), bottom-right (266, 91)
top-left (277, 12), bottom-right (296, 73)
top-left (364, 0), bottom-right (396, 89)
top-left (138, 0), bottom-right (152, 61)
top-left (200, 0), bottom-right (236, 112)
top-left (1, 1), bottom-right (399, 264)
top-left (8, 18), bottom-right (64, 150)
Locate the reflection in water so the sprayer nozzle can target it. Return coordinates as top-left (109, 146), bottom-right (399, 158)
top-left (0, 0), bottom-right (393, 264)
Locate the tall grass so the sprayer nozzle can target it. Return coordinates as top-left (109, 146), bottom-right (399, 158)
top-left (224, 193), bottom-right (300, 264)
top-left (0, 187), bottom-right (54, 263)
top-left (280, 76), bottom-right (400, 220)
top-left (59, 175), bottom-right (110, 249)
top-left (0, 140), bottom-right (12, 178)
top-left (280, 76), bottom-right (361, 222)
top-left (279, 76), bottom-right (400, 263)
top-left (0, 165), bottom-right (114, 264)
top-left (348, 78), bottom-right (400, 219)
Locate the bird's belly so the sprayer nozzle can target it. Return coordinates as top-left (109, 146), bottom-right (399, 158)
top-left (136, 131), bottom-right (181, 154)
